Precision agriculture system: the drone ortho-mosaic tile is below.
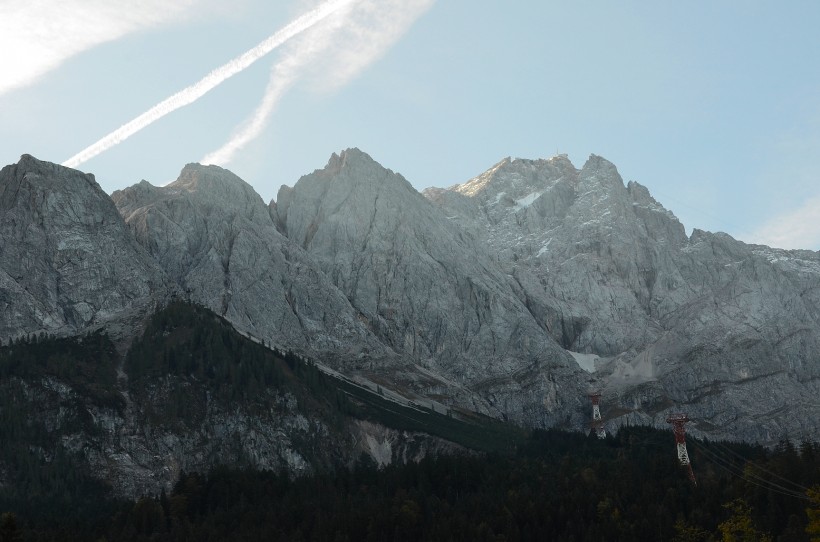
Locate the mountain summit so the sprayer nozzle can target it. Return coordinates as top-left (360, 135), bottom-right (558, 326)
top-left (0, 154), bottom-right (171, 341)
top-left (427, 153), bottom-right (820, 443)
top-left (2, 150), bottom-right (819, 447)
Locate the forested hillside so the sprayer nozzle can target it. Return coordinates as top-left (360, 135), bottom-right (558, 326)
top-left (3, 427), bottom-right (820, 541)
top-left (3, 303), bottom-right (820, 541)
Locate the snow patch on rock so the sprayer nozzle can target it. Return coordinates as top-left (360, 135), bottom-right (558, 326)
top-left (568, 351), bottom-right (599, 373)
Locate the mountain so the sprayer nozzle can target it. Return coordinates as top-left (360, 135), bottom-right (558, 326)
top-left (112, 162), bottom-right (390, 367)
top-left (1, 147), bottom-right (819, 482)
top-left (273, 149), bottom-right (585, 425)
top-left (0, 155), bottom-right (172, 346)
top-left (426, 154), bottom-right (820, 443)
top-left (1, 301), bottom-right (503, 499)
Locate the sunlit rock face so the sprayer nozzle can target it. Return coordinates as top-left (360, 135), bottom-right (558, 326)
top-left (275, 148), bottom-right (586, 427)
top-left (427, 153), bottom-right (820, 444)
top-left (0, 155), bottom-right (171, 342)
top-left (112, 162), bottom-right (391, 368)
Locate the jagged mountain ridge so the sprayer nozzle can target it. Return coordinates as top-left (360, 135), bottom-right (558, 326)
top-left (272, 149), bottom-right (584, 424)
top-left (426, 154), bottom-right (820, 443)
top-left (110, 152), bottom-right (586, 428)
top-left (1, 150), bottom-right (818, 445)
top-left (112, 162), bottom-right (392, 367)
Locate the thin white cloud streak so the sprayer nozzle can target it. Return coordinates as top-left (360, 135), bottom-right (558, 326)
top-left (747, 195), bottom-right (820, 250)
top-left (0, 0), bottom-right (202, 96)
top-left (202, 0), bottom-right (435, 166)
top-left (62, 0), bottom-right (357, 169)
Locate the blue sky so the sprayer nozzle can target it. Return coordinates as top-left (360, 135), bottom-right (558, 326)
top-left (1, 1), bottom-right (819, 250)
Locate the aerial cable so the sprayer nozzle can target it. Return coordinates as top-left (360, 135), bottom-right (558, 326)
top-left (692, 443), bottom-right (806, 500)
top-left (708, 440), bottom-right (810, 493)
top-left (693, 442), bottom-right (807, 499)
top-left (689, 441), bottom-right (808, 500)
top-left (696, 442), bottom-right (808, 498)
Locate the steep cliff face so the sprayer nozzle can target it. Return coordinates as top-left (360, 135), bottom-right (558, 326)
top-left (2, 151), bottom-right (818, 446)
top-left (275, 149), bottom-right (586, 426)
top-left (427, 154), bottom-right (820, 443)
top-left (112, 163), bottom-right (391, 368)
top-left (621, 232), bottom-right (820, 443)
top-left (0, 155), bottom-right (171, 342)
top-left (428, 155), bottom-right (689, 356)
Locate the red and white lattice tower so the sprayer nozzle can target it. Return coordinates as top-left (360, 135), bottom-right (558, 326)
top-left (666, 413), bottom-right (696, 485)
top-left (588, 391), bottom-right (606, 439)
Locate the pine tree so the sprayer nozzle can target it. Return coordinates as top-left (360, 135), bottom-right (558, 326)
top-left (718, 499), bottom-right (772, 542)
top-left (0, 512), bottom-right (21, 542)
top-left (807, 486), bottom-right (820, 542)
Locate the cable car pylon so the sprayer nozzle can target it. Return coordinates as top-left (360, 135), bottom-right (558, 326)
top-left (666, 413), bottom-right (696, 485)
top-left (587, 391), bottom-right (606, 439)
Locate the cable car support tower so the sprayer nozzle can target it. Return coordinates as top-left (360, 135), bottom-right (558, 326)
top-left (588, 391), bottom-right (606, 439)
top-left (666, 413), bottom-right (696, 485)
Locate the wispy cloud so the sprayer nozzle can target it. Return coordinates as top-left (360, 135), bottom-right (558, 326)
top-left (61, 0), bottom-right (357, 169)
top-left (748, 195), bottom-right (820, 250)
top-left (0, 0), bottom-right (203, 96)
top-left (202, 0), bottom-right (435, 166)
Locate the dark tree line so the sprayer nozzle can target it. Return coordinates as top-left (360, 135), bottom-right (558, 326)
top-left (3, 427), bottom-right (820, 541)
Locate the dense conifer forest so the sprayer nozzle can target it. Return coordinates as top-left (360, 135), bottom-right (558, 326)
top-left (2, 303), bottom-right (820, 541)
top-left (1, 427), bottom-right (819, 541)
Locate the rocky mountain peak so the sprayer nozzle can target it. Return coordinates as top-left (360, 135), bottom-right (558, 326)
top-left (276, 148), bottom-right (421, 245)
top-left (1, 154), bottom-right (100, 211)
top-left (568, 154), bottom-right (686, 245)
top-left (453, 154), bottom-right (578, 203)
top-left (328, 146), bottom-right (374, 168)
top-left (170, 163), bottom-right (266, 213)
top-left (3, 149), bottom-right (819, 448)
top-left (580, 153), bottom-right (617, 174)
top-left (13, 153), bottom-right (97, 184)
top-left (328, 147), bottom-right (412, 191)
top-left (315, 148), bottom-right (401, 182)
top-left (114, 163), bottom-right (273, 232)
top-left (0, 157), bottom-right (171, 341)
top-left (111, 157), bottom-right (390, 365)
top-left (576, 154), bottom-right (628, 194)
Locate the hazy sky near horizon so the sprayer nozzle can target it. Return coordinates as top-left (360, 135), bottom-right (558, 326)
top-left (1, 1), bottom-right (819, 250)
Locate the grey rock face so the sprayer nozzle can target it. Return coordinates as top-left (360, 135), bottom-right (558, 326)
top-left (427, 154), bottom-right (820, 443)
top-left (112, 163), bottom-right (390, 367)
top-left (0, 155), bottom-right (171, 342)
top-left (3, 150), bottom-right (817, 446)
top-left (276, 149), bottom-right (586, 426)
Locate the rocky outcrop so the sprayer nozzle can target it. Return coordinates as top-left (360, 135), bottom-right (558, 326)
top-left (0, 155), bottom-right (171, 343)
top-left (275, 149), bottom-right (586, 426)
top-left (112, 163), bottom-right (391, 368)
top-left (427, 154), bottom-right (820, 443)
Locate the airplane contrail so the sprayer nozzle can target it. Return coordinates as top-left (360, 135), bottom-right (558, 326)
top-left (62, 0), bottom-right (357, 169)
top-left (202, 0), bottom-right (435, 166)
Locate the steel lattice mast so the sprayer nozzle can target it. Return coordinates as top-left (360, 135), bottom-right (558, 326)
top-left (588, 391), bottom-right (606, 439)
top-left (666, 413), bottom-right (696, 485)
